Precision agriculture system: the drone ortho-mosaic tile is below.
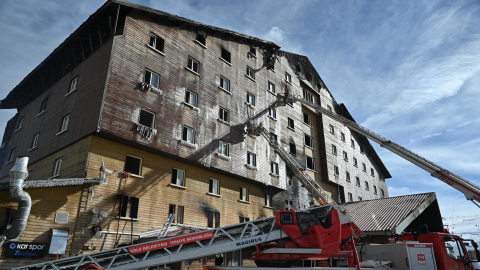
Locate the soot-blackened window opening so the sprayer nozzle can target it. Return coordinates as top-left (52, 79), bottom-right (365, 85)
top-left (221, 47), bottom-right (231, 63)
top-left (149, 33), bottom-right (164, 52)
top-left (124, 155), bottom-right (142, 176)
top-left (139, 109), bottom-right (155, 128)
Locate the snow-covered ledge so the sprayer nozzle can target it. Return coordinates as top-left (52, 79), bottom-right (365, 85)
top-left (245, 164), bottom-right (257, 170)
top-left (216, 153), bottom-right (231, 161)
top-left (136, 124), bottom-right (157, 140)
top-left (178, 140), bottom-right (198, 149)
top-left (141, 82), bottom-right (163, 94)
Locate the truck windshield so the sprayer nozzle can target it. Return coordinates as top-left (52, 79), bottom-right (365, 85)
top-left (444, 238), bottom-right (465, 260)
top-left (462, 239), bottom-right (480, 262)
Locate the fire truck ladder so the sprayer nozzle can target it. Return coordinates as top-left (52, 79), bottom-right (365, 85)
top-left (288, 94), bottom-right (480, 207)
top-left (13, 216), bottom-right (283, 270)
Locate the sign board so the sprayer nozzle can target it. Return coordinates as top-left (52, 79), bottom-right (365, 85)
top-left (5, 242), bottom-right (48, 259)
top-left (129, 231), bottom-right (214, 255)
top-left (417, 254), bottom-right (426, 265)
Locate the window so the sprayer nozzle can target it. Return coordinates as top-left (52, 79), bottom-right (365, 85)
top-left (144, 70), bottom-right (160, 89)
top-left (246, 66), bottom-right (255, 80)
top-left (270, 132), bottom-right (278, 142)
top-left (303, 89), bottom-right (314, 103)
top-left (365, 181), bottom-right (370, 190)
top-left (348, 192), bottom-right (353, 202)
top-left (177, 206), bottom-right (184, 224)
top-left (207, 211), bottom-right (220, 228)
top-left (271, 162), bottom-right (279, 175)
top-left (196, 34), bottom-right (206, 46)
top-left (356, 177), bottom-right (360, 187)
top-left (249, 47), bottom-right (256, 57)
top-left (16, 116), bottom-right (24, 130)
top-left (343, 151), bottom-right (348, 161)
top-left (327, 105), bottom-right (332, 112)
top-left (68, 77), bottom-right (78, 94)
top-left (381, 189), bottom-right (385, 197)
top-left (305, 134), bottom-right (314, 148)
top-left (303, 112), bottom-right (311, 126)
top-left (182, 126), bottom-right (195, 144)
top-left (39, 99), bottom-right (48, 113)
top-left (353, 157), bottom-right (358, 167)
top-left (221, 47), bottom-right (231, 63)
top-left (358, 197), bottom-right (363, 201)
top-left (329, 124), bottom-right (335, 134)
top-left (346, 171), bottom-right (350, 181)
top-left (148, 33), bottom-right (164, 52)
top-left (289, 142), bottom-right (296, 155)
top-left (287, 118), bottom-right (295, 130)
top-left (246, 93), bottom-right (255, 106)
top-left (334, 165), bottom-right (339, 175)
top-left (306, 156), bottom-right (315, 171)
top-left (247, 152), bottom-right (256, 167)
top-left (169, 204), bottom-right (184, 224)
top-left (218, 141), bottom-right (229, 157)
top-left (374, 185), bottom-right (378, 194)
top-left (360, 145), bottom-right (364, 154)
top-left (240, 187), bottom-right (249, 202)
top-left (351, 139), bottom-right (355, 148)
top-left (124, 155), bottom-right (142, 176)
top-left (332, 144), bottom-right (337, 155)
top-left (285, 72), bottom-right (291, 83)
top-left (119, 196), bottom-right (139, 219)
top-left (53, 158), bottom-right (62, 177)
top-left (185, 90), bottom-right (198, 107)
top-left (219, 107), bottom-right (229, 122)
top-left (7, 148), bottom-right (16, 163)
top-left (60, 115), bottom-right (70, 132)
top-left (362, 163), bottom-right (367, 172)
top-left (209, 178), bottom-right (220, 195)
top-left (265, 194), bottom-right (272, 207)
top-left (341, 132), bottom-right (346, 142)
top-left (268, 81), bottom-right (275, 93)
top-left (220, 76), bottom-right (230, 92)
top-left (239, 216), bottom-right (250, 223)
top-left (139, 109), bottom-right (155, 128)
top-left (371, 168), bottom-right (375, 177)
top-left (268, 108), bottom-right (276, 119)
top-left (187, 56), bottom-right (200, 74)
top-left (171, 168), bottom-right (185, 187)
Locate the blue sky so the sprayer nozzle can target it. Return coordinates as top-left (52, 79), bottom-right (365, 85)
top-left (1, 0), bottom-right (479, 238)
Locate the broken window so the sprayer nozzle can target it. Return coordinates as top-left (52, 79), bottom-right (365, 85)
top-left (171, 168), bottom-right (185, 187)
top-left (305, 134), bottom-right (314, 148)
top-left (356, 177), bottom-right (361, 186)
top-left (271, 161), bottom-right (279, 175)
top-left (374, 185), bottom-right (378, 194)
top-left (303, 112), bottom-right (311, 126)
top-left (289, 142), bottom-right (296, 155)
top-left (334, 165), bottom-right (339, 175)
top-left (60, 115), bottom-right (70, 133)
top-left (145, 70), bottom-right (160, 89)
top-left (246, 92), bottom-right (255, 106)
top-left (182, 126), bottom-right (195, 144)
top-left (353, 157), bottom-right (358, 167)
top-left (148, 33), bottom-right (164, 52)
top-left (187, 56), bottom-right (200, 74)
top-left (218, 141), bottom-right (229, 157)
top-left (351, 139), bottom-right (355, 148)
top-left (249, 47), bottom-right (256, 57)
top-left (246, 66), bottom-right (255, 80)
top-left (196, 34), bottom-right (206, 46)
top-left (138, 109), bottom-right (155, 128)
top-left (219, 107), bottom-right (229, 122)
top-left (247, 152), bottom-right (256, 167)
top-left (287, 118), bottom-right (295, 130)
top-left (220, 76), bottom-right (230, 92)
top-left (221, 47), bottom-right (231, 63)
top-left (346, 171), bottom-right (350, 181)
top-left (329, 124), bottom-right (335, 134)
top-left (124, 155), bottom-right (142, 176)
top-left (268, 81), bottom-right (275, 93)
top-left (332, 144), bottom-right (337, 155)
top-left (265, 194), bottom-right (271, 207)
top-left (185, 90), bottom-right (198, 107)
top-left (68, 77), bottom-right (78, 94)
top-left (285, 72), bottom-right (291, 83)
top-left (362, 163), bottom-right (366, 172)
top-left (16, 116), bottom-right (24, 130)
top-left (209, 178), bottom-right (220, 195)
top-left (348, 192), bottom-right (353, 202)
top-left (306, 156), bottom-right (315, 171)
top-left (341, 132), bottom-right (346, 142)
top-left (7, 148), bottom-right (16, 163)
top-left (343, 151), bottom-right (348, 161)
top-left (39, 99), bottom-right (48, 114)
top-left (371, 168), bottom-right (375, 177)
top-left (365, 181), bottom-right (370, 190)
top-left (53, 158), bottom-right (62, 177)
top-left (268, 107), bottom-right (276, 119)
top-left (31, 133), bottom-right (39, 149)
top-left (303, 89), bottom-right (314, 103)
top-left (240, 187), bottom-right (249, 202)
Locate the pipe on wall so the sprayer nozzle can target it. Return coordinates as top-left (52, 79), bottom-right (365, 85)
top-left (0, 157), bottom-right (31, 246)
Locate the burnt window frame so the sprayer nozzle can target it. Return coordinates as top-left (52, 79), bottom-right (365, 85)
top-left (138, 109), bottom-right (156, 128)
top-left (148, 32), bottom-right (165, 53)
top-left (124, 155), bottom-right (143, 176)
top-left (195, 34), bottom-right (206, 46)
top-left (220, 47), bottom-right (231, 64)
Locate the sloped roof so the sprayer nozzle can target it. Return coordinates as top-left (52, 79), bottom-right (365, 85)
top-left (342, 192), bottom-right (439, 234)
